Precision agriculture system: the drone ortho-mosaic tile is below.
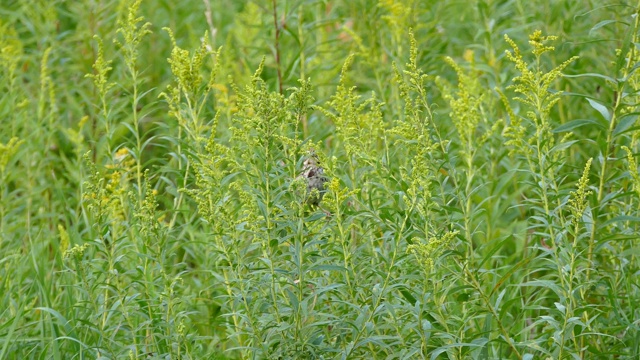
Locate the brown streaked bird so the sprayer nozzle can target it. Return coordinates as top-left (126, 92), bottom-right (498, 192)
top-left (298, 150), bottom-right (328, 206)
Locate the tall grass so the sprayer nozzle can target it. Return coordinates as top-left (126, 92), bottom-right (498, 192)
top-left (1, 0), bottom-right (639, 358)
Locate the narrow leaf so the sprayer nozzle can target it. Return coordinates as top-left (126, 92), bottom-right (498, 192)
top-left (586, 98), bottom-right (611, 121)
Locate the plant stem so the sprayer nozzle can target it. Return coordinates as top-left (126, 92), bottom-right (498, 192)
top-left (587, 5), bottom-right (640, 281)
top-left (272, 0), bottom-right (283, 94)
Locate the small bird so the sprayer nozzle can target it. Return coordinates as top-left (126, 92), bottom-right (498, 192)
top-left (298, 150), bottom-right (328, 206)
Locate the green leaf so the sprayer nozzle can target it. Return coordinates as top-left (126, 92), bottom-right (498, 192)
top-left (495, 289), bottom-right (507, 310)
top-left (516, 280), bottom-right (562, 297)
top-left (285, 289), bottom-right (298, 309)
top-left (0, 301), bottom-right (24, 359)
top-left (550, 140), bottom-right (578, 153)
top-left (563, 73), bottom-right (617, 84)
top-left (554, 119), bottom-right (605, 133)
top-left (309, 264), bottom-right (347, 272)
top-left (615, 21), bottom-right (634, 74)
top-left (586, 98), bottom-right (611, 121)
top-left (589, 19), bottom-right (627, 35)
top-left (491, 253), bottom-right (533, 296)
top-left (602, 215), bottom-right (640, 227)
top-left (398, 286), bottom-right (417, 305)
top-left (613, 113), bottom-right (638, 136)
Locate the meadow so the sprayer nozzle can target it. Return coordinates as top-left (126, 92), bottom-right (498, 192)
top-left (1, 0), bottom-right (639, 359)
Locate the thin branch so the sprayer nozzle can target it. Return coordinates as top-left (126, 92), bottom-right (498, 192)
top-left (202, 0), bottom-right (218, 60)
top-left (272, 0), bottom-right (283, 94)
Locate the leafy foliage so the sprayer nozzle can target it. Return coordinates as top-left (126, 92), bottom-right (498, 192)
top-left (1, 0), bottom-right (639, 359)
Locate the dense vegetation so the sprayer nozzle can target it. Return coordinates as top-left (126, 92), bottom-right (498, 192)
top-left (1, 0), bottom-right (640, 358)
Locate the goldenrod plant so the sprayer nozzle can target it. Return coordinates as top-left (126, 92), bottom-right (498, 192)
top-left (1, 0), bottom-right (640, 359)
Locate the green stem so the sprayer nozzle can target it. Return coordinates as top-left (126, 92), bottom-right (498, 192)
top-left (587, 6), bottom-right (640, 281)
